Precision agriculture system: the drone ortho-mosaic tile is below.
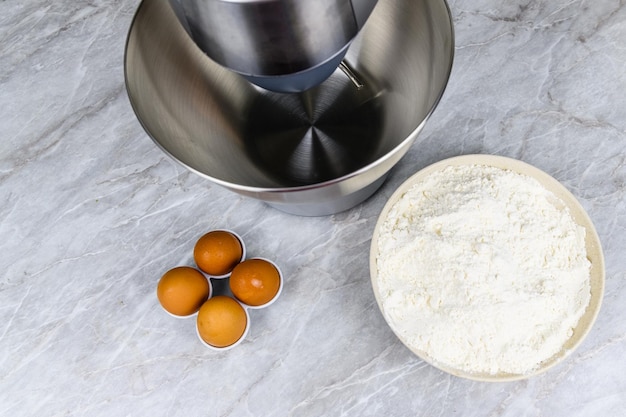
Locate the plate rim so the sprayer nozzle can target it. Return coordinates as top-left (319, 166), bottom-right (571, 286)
top-left (369, 154), bottom-right (605, 382)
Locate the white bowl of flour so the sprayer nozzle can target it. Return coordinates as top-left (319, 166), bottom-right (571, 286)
top-left (370, 154), bottom-right (604, 381)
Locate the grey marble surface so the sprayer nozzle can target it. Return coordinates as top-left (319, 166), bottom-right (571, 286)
top-left (2, 0), bottom-right (625, 416)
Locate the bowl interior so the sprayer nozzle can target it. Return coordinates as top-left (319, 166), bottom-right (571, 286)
top-left (124, 0), bottom-right (454, 190)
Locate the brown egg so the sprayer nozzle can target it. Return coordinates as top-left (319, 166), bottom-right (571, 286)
top-left (196, 296), bottom-right (248, 348)
top-left (193, 230), bottom-right (243, 276)
top-left (229, 258), bottom-right (281, 307)
top-left (157, 266), bottom-right (210, 316)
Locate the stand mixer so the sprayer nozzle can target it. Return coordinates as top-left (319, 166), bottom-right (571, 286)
top-left (168, 0), bottom-right (379, 93)
top-left (125, 0), bottom-right (454, 215)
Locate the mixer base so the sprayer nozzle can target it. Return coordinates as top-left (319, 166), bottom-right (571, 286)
top-left (266, 174), bottom-right (388, 216)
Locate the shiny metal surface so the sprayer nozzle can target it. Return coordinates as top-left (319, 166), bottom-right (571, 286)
top-left (169, 0), bottom-right (378, 92)
top-left (124, 0), bottom-right (454, 215)
top-left (170, 0), bottom-right (355, 74)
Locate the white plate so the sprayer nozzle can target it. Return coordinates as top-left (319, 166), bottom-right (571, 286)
top-left (370, 154), bottom-right (605, 381)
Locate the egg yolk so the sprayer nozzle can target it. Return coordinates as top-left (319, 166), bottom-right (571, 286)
top-left (197, 296), bottom-right (248, 348)
top-left (157, 266), bottom-right (210, 316)
top-left (193, 230), bottom-right (243, 276)
top-left (229, 259), bottom-right (281, 307)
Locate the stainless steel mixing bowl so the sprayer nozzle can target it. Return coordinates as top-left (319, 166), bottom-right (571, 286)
top-left (124, 0), bottom-right (454, 216)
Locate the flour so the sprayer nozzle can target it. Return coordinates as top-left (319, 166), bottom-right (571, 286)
top-left (375, 164), bottom-right (591, 375)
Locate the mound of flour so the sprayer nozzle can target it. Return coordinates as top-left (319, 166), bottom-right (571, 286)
top-left (375, 164), bottom-right (591, 375)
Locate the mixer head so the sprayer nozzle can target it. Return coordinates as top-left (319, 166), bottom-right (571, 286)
top-left (170, 0), bottom-right (378, 92)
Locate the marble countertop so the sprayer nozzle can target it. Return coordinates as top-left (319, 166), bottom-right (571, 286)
top-left (2, 0), bottom-right (625, 415)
